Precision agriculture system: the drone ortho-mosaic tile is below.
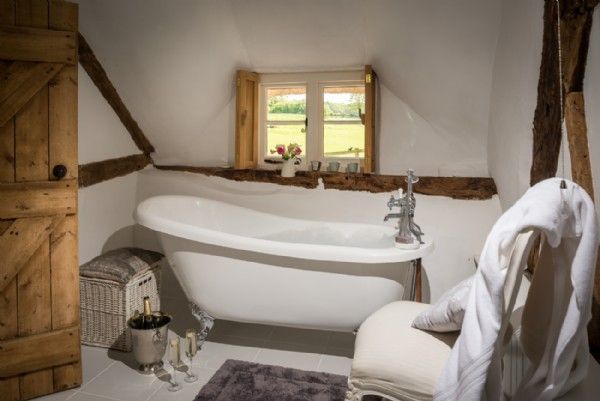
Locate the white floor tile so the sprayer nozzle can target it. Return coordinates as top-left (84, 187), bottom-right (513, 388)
top-left (35, 389), bottom-right (78, 401)
top-left (69, 392), bottom-right (121, 401)
top-left (318, 355), bottom-right (352, 376)
top-left (81, 360), bottom-right (161, 401)
top-left (147, 367), bottom-right (216, 401)
top-left (197, 341), bottom-right (261, 369)
top-left (81, 346), bottom-right (115, 384)
top-left (255, 347), bottom-right (322, 371)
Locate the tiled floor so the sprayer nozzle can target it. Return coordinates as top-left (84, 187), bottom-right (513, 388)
top-left (38, 268), bottom-right (355, 401)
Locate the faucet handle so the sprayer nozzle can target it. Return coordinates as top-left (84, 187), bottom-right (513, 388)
top-left (387, 194), bottom-right (396, 210)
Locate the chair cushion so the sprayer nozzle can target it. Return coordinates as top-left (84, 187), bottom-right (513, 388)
top-left (412, 275), bottom-right (473, 332)
top-left (349, 301), bottom-right (458, 401)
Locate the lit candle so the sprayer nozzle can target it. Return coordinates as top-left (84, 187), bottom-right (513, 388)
top-left (186, 330), bottom-right (197, 357)
top-left (169, 338), bottom-right (180, 365)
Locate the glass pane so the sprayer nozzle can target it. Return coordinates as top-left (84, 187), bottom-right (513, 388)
top-left (323, 86), bottom-right (365, 121)
top-left (324, 124), bottom-right (364, 158)
top-left (267, 87), bottom-right (306, 121)
top-left (266, 124), bottom-right (306, 157)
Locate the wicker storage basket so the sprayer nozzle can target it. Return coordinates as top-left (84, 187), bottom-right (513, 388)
top-left (80, 264), bottom-right (161, 351)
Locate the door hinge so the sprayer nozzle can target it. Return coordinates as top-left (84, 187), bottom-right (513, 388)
top-left (365, 73), bottom-right (372, 84)
top-left (236, 77), bottom-right (241, 86)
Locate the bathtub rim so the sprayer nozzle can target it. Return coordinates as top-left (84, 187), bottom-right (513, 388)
top-left (136, 195), bottom-right (434, 264)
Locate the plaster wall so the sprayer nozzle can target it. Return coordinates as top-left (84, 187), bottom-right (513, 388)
top-left (76, 0), bottom-right (501, 177)
top-left (78, 68), bottom-right (142, 264)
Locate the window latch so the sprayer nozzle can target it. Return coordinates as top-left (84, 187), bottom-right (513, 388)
top-left (305, 117), bottom-right (308, 128)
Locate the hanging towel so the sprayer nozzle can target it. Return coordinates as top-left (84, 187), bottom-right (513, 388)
top-left (434, 178), bottom-right (599, 401)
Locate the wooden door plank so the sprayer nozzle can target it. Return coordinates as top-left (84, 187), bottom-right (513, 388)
top-left (50, 216), bottom-right (78, 330)
top-left (51, 218), bottom-right (81, 391)
top-left (17, 238), bottom-right (53, 399)
top-left (0, 325), bottom-right (79, 378)
top-left (0, 1), bottom-right (16, 25)
top-left (0, 216), bottom-right (62, 292)
top-left (48, 0), bottom-right (77, 32)
top-left (13, 2), bottom-right (55, 396)
top-left (48, 65), bottom-right (77, 180)
top-left (0, 119), bottom-right (15, 183)
top-left (0, 179), bottom-right (77, 219)
top-left (0, 61), bottom-right (63, 128)
top-left (49, 2), bottom-right (81, 392)
top-left (0, 26), bottom-right (76, 64)
top-left (0, 2), bottom-right (19, 397)
top-left (15, 85), bottom-right (48, 182)
top-left (15, 0), bottom-right (46, 27)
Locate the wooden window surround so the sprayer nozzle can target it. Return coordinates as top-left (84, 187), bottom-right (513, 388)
top-left (235, 66), bottom-right (378, 173)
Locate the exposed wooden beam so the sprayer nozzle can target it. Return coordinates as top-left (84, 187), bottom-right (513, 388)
top-left (565, 92), bottom-right (594, 197)
top-left (77, 33), bottom-right (155, 155)
top-left (565, 91), bottom-right (600, 358)
top-left (154, 165), bottom-right (498, 200)
top-left (530, 0), bottom-right (600, 359)
top-left (530, 0), bottom-right (598, 185)
top-left (78, 153), bottom-right (151, 188)
top-left (0, 25), bottom-right (76, 64)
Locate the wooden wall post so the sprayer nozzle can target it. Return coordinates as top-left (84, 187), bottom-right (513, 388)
top-left (530, 0), bottom-right (600, 358)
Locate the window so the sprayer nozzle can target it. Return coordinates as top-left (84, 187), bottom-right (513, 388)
top-left (322, 85), bottom-right (365, 159)
top-left (235, 67), bottom-right (376, 172)
top-left (264, 86), bottom-right (307, 160)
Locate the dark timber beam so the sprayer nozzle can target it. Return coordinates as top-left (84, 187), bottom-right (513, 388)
top-left (154, 165), bottom-right (498, 200)
top-left (77, 33), bottom-right (155, 155)
top-left (530, 0), bottom-right (600, 359)
top-left (530, 0), bottom-right (598, 186)
top-left (78, 154), bottom-right (150, 188)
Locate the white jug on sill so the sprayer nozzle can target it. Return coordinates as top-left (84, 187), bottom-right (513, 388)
top-left (281, 159), bottom-right (295, 178)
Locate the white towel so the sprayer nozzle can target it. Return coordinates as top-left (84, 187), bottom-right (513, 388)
top-left (434, 178), bottom-right (599, 401)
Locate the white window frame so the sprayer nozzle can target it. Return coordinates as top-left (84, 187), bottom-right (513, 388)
top-left (258, 70), bottom-right (363, 171)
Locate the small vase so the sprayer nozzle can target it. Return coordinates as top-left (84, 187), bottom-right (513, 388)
top-left (281, 159), bottom-right (295, 177)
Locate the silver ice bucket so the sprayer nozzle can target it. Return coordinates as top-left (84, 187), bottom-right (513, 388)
top-left (128, 313), bottom-right (171, 374)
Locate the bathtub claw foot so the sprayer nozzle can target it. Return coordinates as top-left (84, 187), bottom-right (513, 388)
top-left (189, 302), bottom-right (214, 339)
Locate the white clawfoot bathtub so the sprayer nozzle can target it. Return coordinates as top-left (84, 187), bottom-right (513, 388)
top-left (136, 195), bottom-right (433, 332)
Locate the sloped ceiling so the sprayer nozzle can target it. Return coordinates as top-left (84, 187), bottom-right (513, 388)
top-left (77, 0), bottom-right (502, 173)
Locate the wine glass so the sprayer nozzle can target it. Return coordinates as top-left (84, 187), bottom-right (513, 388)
top-left (167, 338), bottom-right (182, 392)
top-left (184, 329), bottom-right (198, 383)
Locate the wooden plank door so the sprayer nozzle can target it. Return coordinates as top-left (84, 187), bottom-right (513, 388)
top-left (0, 1), bottom-right (80, 400)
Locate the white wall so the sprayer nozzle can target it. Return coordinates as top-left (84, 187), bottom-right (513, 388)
top-left (76, 0), bottom-right (500, 177)
top-left (488, 0), bottom-right (600, 209)
top-left (78, 68), bottom-right (142, 264)
top-left (487, 0), bottom-right (543, 210)
top-left (134, 169), bottom-right (502, 302)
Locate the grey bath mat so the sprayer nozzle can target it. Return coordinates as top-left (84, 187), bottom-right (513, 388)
top-left (195, 359), bottom-right (381, 401)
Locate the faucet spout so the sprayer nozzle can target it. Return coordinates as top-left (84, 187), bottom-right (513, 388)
top-left (383, 213), bottom-right (401, 222)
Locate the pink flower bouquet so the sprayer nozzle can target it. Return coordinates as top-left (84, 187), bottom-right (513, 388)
top-left (270, 143), bottom-right (302, 161)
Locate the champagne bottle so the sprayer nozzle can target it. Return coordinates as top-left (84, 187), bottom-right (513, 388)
top-left (142, 296), bottom-right (155, 329)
